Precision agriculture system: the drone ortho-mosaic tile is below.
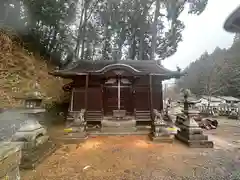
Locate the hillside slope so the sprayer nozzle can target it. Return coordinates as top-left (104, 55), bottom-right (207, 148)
top-left (0, 29), bottom-right (66, 108)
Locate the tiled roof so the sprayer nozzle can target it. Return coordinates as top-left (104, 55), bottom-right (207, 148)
top-left (201, 96), bottom-right (223, 102)
top-left (50, 60), bottom-right (183, 78)
top-left (218, 96), bottom-right (240, 102)
top-left (224, 5), bottom-right (240, 33)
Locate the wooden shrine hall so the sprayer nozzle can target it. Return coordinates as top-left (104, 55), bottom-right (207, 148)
top-left (50, 60), bottom-right (182, 134)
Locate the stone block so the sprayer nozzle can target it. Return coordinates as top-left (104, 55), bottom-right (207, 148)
top-left (180, 127), bottom-right (203, 134)
top-left (0, 142), bottom-right (22, 179)
top-left (56, 133), bottom-right (88, 144)
top-left (0, 167), bottom-right (20, 180)
top-left (20, 139), bottom-right (57, 169)
top-left (150, 134), bottom-right (174, 143)
top-left (177, 131), bottom-right (208, 140)
top-left (176, 133), bottom-right (213, 148)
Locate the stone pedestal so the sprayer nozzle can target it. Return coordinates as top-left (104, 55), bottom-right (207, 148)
top-left (0, 142), bottom-right (22, 180)
top-left (63, 109), bottom-right (88, 142)
top-left (151, 110), bottom-right (174, 143)
top-left (228, 110), bottom-right (238, 119)
top-left (11, 120), bottom-right (57, 169)
top-left (176, 90), bottom-right (213, 148)
top-left (175, 117), bottom-right (213, 148)
top-left (113, 110), bottom-right (126, 119)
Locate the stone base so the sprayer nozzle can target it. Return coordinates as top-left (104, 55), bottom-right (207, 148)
top-left (55, 132), bottom-right (88, 144)
top-left (0, 142), bottom-right (21, 179)
top-left (150, 134), bottom-right (174, 143)
top-left (0, 166), bottom-right (20, 180)
top-left (175, 133), bottom-right (213, 148)
top-left (178, 131), bottom-right (208, 140)
top-left (20, 140), bottom-right (57, 169)
top-left (101, 119), bottom-right (136, 127)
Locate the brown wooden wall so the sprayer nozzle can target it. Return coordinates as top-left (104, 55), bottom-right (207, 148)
top-left (134, 76), bottom-right (150, 111)
top-left (70, 74), bottom-right (163, 112)
top-left (72, 89), bottom-right (85, 111)
top-left (151, 76), bottom-right (163, 111)
top-left (87, 87), bottom-right (102, 111)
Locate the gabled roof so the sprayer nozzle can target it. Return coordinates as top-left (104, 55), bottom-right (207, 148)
top-left (218, 96), bottom-right (240, 102)
top-left (201, 95), bottom-right (223, 102)
top-left (50, 60), bottom-right (183, 79)
top-left (224, 5), bottom-right (240, 33)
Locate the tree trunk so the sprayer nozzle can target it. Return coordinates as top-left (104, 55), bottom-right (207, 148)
top-left (74, 1), bottom-right (85, 57)
top-left (80, 3), bottom-right (88, 60)
top-left (150, 0), bottom-right (160, 60)
top-left (138, 4), bottom-right (150, 60)
top-left (130, 37), bottom-right (137, 60)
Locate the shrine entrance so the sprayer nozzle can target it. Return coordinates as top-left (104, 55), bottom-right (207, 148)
top-left (103, 77), bottom-right (134, 115)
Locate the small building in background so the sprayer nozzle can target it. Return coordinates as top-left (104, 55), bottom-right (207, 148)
top-left (198, 96), bottom-right (224, 107)
top-left (217, 96), bottom-right (240, 105)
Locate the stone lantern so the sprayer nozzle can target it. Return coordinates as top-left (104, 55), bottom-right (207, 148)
top-left (175, 89), bottom-right (214, 148)
top-left (24, 82), bottom-right (44, 109)
top-left (24, 91), bottom-right (43, 109)
top-left (11, 119), bottom-right (56, 169)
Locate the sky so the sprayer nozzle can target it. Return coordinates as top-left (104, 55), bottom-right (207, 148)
top-left (162, 0), bottom-right (240, 71)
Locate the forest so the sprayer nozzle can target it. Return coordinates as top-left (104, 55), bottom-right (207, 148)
top-left (176, 34), bottom-right (240, 98)
top-left (1, 0), bottom-right (209, 66)
top-left (0, 0), bottom-right (209, 107)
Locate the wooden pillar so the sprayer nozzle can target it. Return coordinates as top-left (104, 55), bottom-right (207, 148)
top-left (149, 75), bottom-right (153, 111)
top-left (70, 89), bottom-right (74, 111)
top-left (160, 81), bottom-right (163, 111)
top-left (101, 83), bottom-right (104, 113)
top-left (85, 74), bottom-right (89, 110)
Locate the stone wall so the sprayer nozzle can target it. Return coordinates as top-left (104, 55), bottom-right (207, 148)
top-left (0, 142), bottom-right (22, 180)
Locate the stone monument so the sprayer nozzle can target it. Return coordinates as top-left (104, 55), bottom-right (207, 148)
top-left (24, 82), bottom-right (44, 109)
top-left (150, 109), bottom-right (174, 142)
top-left (63, 109), bottom-right (88, 142)
top-left (175, 89), bottom-right (214, 148)
top-left (0, 142), bottom-right (22, 180)
top-left (11, 119), bottom-right (56, 169)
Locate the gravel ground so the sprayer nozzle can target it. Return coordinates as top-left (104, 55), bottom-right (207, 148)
top-left (22, 135), bottom-right (240, 180)
top-left (1, 109), bottom-right (238, 180)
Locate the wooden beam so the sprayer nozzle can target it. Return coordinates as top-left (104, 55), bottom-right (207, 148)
top-left (84, 74), bottom-right (89, 109)
top-left (70, 88), bottom-right (74, 111)
top-left (101, 83), bottom-right (104, 114)
top-left (149, 75), bottom-right (153, 111)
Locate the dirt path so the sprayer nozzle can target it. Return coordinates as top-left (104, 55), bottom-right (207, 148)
top-left (22, 136), bottom-right (240, 180)
top-left (20, 115), bottom-right (240, 180)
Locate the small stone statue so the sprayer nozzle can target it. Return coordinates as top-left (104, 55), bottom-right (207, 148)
top-left (70, 109), bottom-right (86, 133)
top-left (151, 109), bottom-right (173, 142)
top-left (73, 109), bottom-right (86, 125)
top-left (229, 109), bottom-right (238, 119)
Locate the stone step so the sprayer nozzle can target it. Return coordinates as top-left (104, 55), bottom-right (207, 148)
top-left (136, 118), bottom-right (151, 121)
top-left (136, 112), bottom-right (151, 114)
top-left (86, 113), bottom-right (102, 116)
top-left (86, 117), bottom-right (102, 121)
top-left (53, 133), bottom-right (88, 144)
top-left (101, 120), bottom-right (136, 127)
top-left (136, 114), bottom-right (151, 118)
top-left (86, 116), bottom-right (102, 119)
top-left (101, 127), bottom-right (137, 132)
top-left (89, 130), bottom-right (150, 136)
top-left (136, 115), bottom-right (151, 118)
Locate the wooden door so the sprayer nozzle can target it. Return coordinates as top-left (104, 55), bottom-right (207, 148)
top-left (120, 87), bottom-right (133, 114)
top-left (104, 87), bottom-right (118, 114)
top-left (103, 86), bottom-right (133, 115)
